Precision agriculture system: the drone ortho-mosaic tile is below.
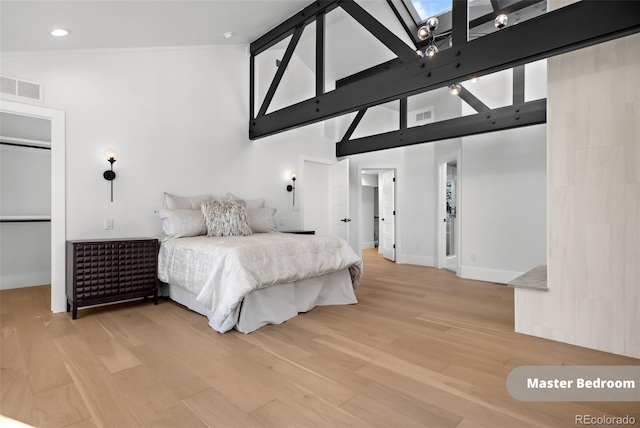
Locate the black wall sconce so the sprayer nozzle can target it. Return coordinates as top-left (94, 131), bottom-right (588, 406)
top-left (286, 172), bottom-right (296, 205)
top-left (103, 149), bottom-right (117, 202)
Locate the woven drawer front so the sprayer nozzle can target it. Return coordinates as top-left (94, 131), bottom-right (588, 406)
top-left (118, 241), bottom-right (157, 294)
top-left (75, 242), bottom-right (119, 301)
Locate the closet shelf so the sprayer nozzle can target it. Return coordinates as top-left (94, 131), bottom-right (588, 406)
top-left (1, 138), bottom-right (51, 150)
top-left (0, 215), bottom-right (51, 223)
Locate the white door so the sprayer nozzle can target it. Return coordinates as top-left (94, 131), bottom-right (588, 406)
top-left (302, 159), bottom-right (331, 236)
top-left (380, 170), bottom-right (395, 261)
top-left (331, 158), bottom-right (350, 241)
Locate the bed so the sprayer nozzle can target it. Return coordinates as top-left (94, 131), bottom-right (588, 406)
top-left (157, 232), bottom-right (363, 333)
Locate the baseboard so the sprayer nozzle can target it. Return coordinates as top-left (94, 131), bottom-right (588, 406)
top-left (0, 271), bottom-right (51, 290)
top-left (396, 254), bottom-right (436, 267)
top-left (459, 266), bottom-right (523, 284)
top-left (362, 241), bottom-right (375, 250)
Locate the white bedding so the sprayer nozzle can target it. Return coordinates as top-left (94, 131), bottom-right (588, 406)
top-left (158, 232), bottom-right (363, 332)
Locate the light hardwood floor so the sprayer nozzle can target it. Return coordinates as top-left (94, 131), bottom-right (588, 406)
top-left (1, 249), bottom-right (638, 427)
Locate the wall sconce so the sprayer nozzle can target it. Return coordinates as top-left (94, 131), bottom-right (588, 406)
top-left (286, 172), bottom-right (296, 205)
top-left (103, 148), bottom-right (117, 202)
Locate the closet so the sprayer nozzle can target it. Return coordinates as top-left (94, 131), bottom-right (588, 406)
top-left (0, 112), bottom-right (52, 290)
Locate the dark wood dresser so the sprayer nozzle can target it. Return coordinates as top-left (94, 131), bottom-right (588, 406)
top-left (66, 238), bottom-right (158, 319)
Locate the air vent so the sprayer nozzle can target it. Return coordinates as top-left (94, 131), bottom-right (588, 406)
top-left (414, 107), bottom-right (434, 124)
top-left (1, 75), bottom-right (43, 102)
top-left (415, 108), bottom-right (433, 123)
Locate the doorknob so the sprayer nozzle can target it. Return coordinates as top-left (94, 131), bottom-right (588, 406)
top-left (340, 218), bottom-right (351, 222)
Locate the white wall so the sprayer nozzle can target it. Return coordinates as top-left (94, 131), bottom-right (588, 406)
top-left (516, 29), bottom-right (640, 359)
top-left (0, 46), bottom-right (336, 242)
top-left (0, 223), bottom-right (51, 289)
top-left (460, 125), bottom-right (547, 283)
top-left (302, 160), bottom-right (331, 236)
top-left (346, 124), bottom-right (546, 283)
top-left (401, 143), bottom-right (436, 266)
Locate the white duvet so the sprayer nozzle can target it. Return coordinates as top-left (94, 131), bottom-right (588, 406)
top-left (158, 232), bottom-right (363, 331)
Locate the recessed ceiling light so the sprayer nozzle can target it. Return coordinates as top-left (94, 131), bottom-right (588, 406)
top-left (51, 29), bottom-right (70, 37)
top-left (223, 32), bottom-right (233, 39)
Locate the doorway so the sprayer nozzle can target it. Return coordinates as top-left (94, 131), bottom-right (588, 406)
top-left (1, 113), bottom-right (51, 291)
top-left (0, 100), bottom-right (66, 313)
top-left (437, 152), bottom-right (460, 274)
top-left (358, 167), bottom-right (396, 262)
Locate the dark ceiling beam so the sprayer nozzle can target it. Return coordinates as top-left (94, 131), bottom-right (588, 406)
top-left (336, 99), bottom-right (546, 156)
top-left (458, 86), bottom-right (490, 113)
top-left (400, 97), bottom-right (407, 129)
top-left (513, 65), bottom-right (525, 105)
top-left (336, 58), bottom-right (400, 89)
top-left (340, 0), bottom-right (418, 63)
top-left (251, 1), bottom-right (338, 56)
top-left (316, 12), bottom-right (326, 97)
top-left (490, 0), bottom-right (501, 12)
top-left (249, 1), bottom-right (640, 140)
top-left (257, 25), bottom-right (304, 117)
top-left (451, 0), bottom-right (468, 47)
top-left (469, 0), bottom-right (543, 29)
top-left (341, 109), bottom-right (367, 143)
top-left (386, 0), bottom-right (420, 48)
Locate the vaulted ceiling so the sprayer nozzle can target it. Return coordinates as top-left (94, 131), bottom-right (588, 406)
top-left (246, 0), bottom-right (640, 155)
top-left (0, 1), bottom-right (308, 52)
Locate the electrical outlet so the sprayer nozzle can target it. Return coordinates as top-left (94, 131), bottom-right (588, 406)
top-left (104, 218), bottom-right (113, 230)
top-left (470, 252), bottom-right (477, 261)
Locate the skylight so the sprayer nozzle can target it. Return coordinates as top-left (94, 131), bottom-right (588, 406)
top-left (411, 0), bottom-right (452, 22)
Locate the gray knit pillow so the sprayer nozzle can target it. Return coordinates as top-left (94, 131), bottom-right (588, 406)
top-left (201, 199), bottom-right (253, 237)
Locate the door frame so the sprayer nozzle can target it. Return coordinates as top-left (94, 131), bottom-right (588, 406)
top-left (1, 99), bottom-right (66, 312)
top-left (357, 164), bottom-right (400, 258)
top-left (437, 151), bottom-right (461, 274)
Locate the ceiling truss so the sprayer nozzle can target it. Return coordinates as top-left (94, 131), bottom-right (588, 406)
top-left (248, 0), bottom-right (640, 156)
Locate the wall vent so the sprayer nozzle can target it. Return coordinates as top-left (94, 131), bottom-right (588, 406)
top-left (1, 75), bottom-right (43, 102)
top-left (415, 107), bottom-right (434, 123)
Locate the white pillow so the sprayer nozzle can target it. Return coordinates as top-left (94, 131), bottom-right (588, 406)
top-left (201, 199), bottom-right (253, 237)
top-left (164, 192), bottom-right (211, 210)
top-left (156, 209), bottom-right (207, 240)
top-left (247, 207), bottom-right (277, 233)
top-left (227, 192), bottom-right (265, 210)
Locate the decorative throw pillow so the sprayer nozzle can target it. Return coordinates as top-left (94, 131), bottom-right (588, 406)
top-left (201, 199), bottom-right (253, 237)
top-left (155, 209), bottom-right (207, 240)
top-left (227, 192), bottom-right (265, 210)
top-left (246, 207), bottom-right (278, 233)
top-left (164, 192), bottom-right (211, 210)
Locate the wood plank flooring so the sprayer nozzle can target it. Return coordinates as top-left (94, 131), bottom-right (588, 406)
top-left (1, 249), bottom-right (638, 427)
